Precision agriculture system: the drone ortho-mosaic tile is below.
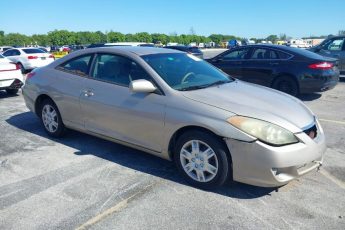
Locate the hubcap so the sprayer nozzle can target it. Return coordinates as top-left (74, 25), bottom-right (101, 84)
top-left (180, 140), bottom-right (218, 183)
top-left (42, 104), bottom-right (58, 133)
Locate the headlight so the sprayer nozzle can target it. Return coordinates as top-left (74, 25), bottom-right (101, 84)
top-left (227, 116), bottom-right (298, 146)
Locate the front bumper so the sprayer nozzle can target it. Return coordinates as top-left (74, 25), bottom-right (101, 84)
top-left (225, 120), bottom-right (326, 187)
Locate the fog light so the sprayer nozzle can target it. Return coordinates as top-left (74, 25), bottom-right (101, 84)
top-left (272, 168), bottom-right (278, 175)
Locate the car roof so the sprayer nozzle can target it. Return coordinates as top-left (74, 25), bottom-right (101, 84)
top-left (92, 46), bottom-right (183, 56)
top-left (238, 44), bottom-right (307, 52)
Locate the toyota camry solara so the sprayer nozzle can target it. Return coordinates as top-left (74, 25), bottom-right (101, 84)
top-left (22, 47), bottom-right (326, 189)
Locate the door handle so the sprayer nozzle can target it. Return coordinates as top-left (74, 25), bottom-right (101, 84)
top-left (269, 62), bottom-right (279, 66)
top-left (83, 89), bottom-right (94, 97)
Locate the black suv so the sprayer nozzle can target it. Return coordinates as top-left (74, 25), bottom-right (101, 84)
top-left (309, 36), bottom-right (345, 76)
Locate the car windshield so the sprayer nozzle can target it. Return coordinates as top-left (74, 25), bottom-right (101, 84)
top-left (142, 53), bottom-right (233, 91)
top-left (22, 48), bottom-right (45, 54)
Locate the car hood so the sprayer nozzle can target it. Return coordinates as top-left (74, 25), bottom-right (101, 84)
top-left (182, 81), bottom-right (314, 133)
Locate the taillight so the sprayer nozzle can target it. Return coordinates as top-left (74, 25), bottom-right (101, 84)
top-left (15, 63), bottom-right (20, 70)
top-left (308, 62), bottom-right (333, 70)
top-left (49, 54), bottom-right (55, 60)
top-left (26, 72), bottom-right (36, 79)
top-left (28, 56), bottom-right (38, 59)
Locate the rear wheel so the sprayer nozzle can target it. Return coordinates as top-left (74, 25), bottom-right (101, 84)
top-left (40, 99), bottom-right (65, 137)
top-left (272, 76), bottom-right (299, 96)
top-left (174, 131), bottom-right (231, 189)
top-left (6, 89), bottom-right (19, 95)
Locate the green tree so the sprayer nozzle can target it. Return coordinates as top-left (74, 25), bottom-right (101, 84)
top-left (3, 33), bottom-right (30, 46)
top-left (48, 30), bottom-right (76, 46)
top-left (135, 32), bottom-right (152, 43)
top-left (107, 31), bottom-right (125, 42)
top-left (266, 34), bottom-right (278, 43)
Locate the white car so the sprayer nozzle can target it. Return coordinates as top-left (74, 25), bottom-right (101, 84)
top-left (2, 48), bottom-right (55, 73)
top-left (0, 46), bottom-right (13, 53)
top-left (0, 54), bottom-right (24, 95)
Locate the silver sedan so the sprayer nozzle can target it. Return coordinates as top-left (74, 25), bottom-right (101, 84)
top-left (22, 47), bottom-right (325, 189)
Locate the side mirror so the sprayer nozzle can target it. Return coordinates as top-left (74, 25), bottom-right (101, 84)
top-left (129, 79), bottom-right (157, 93)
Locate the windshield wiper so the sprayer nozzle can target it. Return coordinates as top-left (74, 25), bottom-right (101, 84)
top-left (179, 85), bottom-right (208, 91)
top-left (203, 80), bottom-right (231, 88)
top-left (179, 80), bottom-right (231, 91)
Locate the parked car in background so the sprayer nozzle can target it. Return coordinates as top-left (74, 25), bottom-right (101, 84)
top-left (2, 48), bottom-right (55, 73)
top-left (50, 46), bottom-right (60, 52)
top-left (206, 44), bottom-right (339, 96)
top-left (0, 46), bottom-right (13, 53)
top-left (23, 47), bottom-right (325, 189)
top-left (287, 39), bottom-right (311, 48)
top-left (309, 36), bottom-right (345, 76)
top-left (59, 45), bottom-right (71, 52)
top-left (69, 45), bottom-right (86, 52)
top-left (0, 54), bottom-right (23, 95)
top-left (164, 45), bottom-right (203, 59)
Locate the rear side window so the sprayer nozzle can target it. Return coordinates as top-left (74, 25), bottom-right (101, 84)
top-left (223, 48), bottom-right (250, 60)
top-left (251, 48), bottom-right (279, 59)
top-left (58, 55), bottom-right (93, 76)
top-left (91, 54), bottom-right (151, 87)
top-left (3, 49), bottom-right (20, 56)
top-left (276, 51), bottom-right (292, 60)
top-left (22, 48), bottom-right (45, 54)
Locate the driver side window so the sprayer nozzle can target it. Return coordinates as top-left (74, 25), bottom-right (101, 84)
top-left (322, 38), bottom-right (345, 51)
top-left (91, 54), bottom-right (152, 87)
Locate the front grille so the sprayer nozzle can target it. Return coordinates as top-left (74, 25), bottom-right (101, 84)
top-left (304, 124), bottom-right (317, 139)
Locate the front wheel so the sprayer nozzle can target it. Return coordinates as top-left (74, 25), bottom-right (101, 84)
top-left (174, 131), bottom-right (231, 189)
top-left (40, 99), bottom-right (65, 137)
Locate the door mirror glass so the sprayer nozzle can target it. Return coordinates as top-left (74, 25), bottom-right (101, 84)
top-left (130, 79), bottom-right (157, 93)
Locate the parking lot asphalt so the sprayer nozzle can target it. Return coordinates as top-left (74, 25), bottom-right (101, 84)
top-left (0, 82), bottom-right (345, 230)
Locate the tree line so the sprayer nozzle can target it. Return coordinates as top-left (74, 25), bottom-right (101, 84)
top-left (0, 30), bottom-right (343, 47)
top-left (0, 30), bottom-right (244, 47)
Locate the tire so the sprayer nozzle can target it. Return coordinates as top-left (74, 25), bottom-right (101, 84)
top-left (272, 76), bottom-right (299, 96)
top-left (17, 63), bottom-right (26, 74)
top-left (6, 89), bottom-right (19, 95)
top-left (174, 130), bottom-right (231, 189)
top-left (40, 99), bottom-right (65, 137)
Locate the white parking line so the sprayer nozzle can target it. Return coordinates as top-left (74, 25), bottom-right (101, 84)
top-left (75, 182), bottom-right (156, 230)
top-left (319, 118), bottom-right (345, 126)
top-left (320, 169), bottom-right (345, 190)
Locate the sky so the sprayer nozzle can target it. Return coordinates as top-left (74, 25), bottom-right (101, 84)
top-left (0, 0), bottom-right (344, 38)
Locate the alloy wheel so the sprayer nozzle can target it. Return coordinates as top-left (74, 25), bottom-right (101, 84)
top-left (42, 104), bottom-right (59, 133)
top-left (180, 140), bottom-right (219, 183)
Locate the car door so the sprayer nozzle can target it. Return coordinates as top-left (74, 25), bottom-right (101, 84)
top-left (80, 53), bottom-right (166, 152)
top-left (210, 47), bottom-right (250, 79)
top-left (317, 37), bottom-right (345, 72)
top-left (240, 48), bottom-right (280, 86)
top-left (53, 54), bottom-right (94, 129)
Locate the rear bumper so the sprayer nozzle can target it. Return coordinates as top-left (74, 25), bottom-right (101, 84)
top-left (299, 72), bottom-right (339, 93)
top-left (225, 120), bottom-right (326, 187)
top-left (0, 70), bottom-right (24, 89)
top-left (25, 59), bottom-right (54, 69)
